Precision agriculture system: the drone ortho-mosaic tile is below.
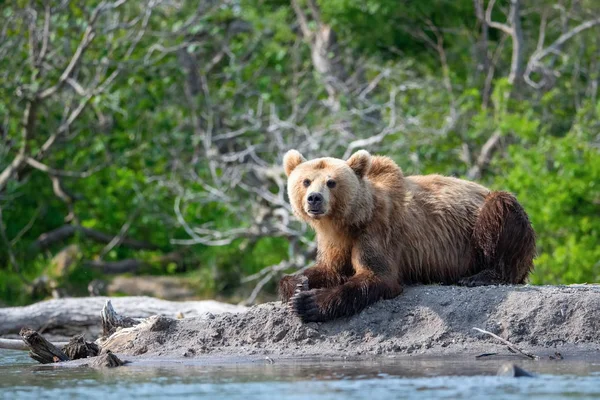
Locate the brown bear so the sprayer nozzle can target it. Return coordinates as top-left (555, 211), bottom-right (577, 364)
top-left (279, 149), bottom-right (536, 323)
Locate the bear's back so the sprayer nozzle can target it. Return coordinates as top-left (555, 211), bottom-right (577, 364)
top-left (385, 173), bottom-right (490, 283)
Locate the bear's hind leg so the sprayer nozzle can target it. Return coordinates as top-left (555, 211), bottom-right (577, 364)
top-left (459, 191), bottom-right (536, 287)
top-left (291, 271), bottom-right (402, 323)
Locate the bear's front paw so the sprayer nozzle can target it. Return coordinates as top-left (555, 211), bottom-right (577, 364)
top-left (290, 289), bottom-right (326, 323)
top-left (278, 274), bottom-right (309, 303)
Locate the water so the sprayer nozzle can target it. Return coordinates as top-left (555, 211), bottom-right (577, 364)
top-left (2, 349), bottom-right (600, 399)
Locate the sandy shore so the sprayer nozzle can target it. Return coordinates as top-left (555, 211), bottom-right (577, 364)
top-left (96, 284), bottom-right (600, 361)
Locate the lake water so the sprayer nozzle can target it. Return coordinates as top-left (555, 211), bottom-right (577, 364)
top-left (2, 349), bottom-right (600, 399)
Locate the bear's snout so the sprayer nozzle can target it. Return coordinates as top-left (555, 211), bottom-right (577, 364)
top-left (306, 191), bottom-right (328, 217)
top-left (307, 192), bottom-right (324, 209)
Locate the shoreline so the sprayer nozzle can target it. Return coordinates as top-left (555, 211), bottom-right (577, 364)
top-left (3, 285), bottom-right (600, 366)
top-left (98, 284), bottom-right (600, 361)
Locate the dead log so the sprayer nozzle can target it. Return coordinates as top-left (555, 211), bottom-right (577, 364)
top-left (19, 328), bottom-right (126, 367)
top-left (101, 300), bottom-right (139, 336)
top-left (0, 296), bottom-right (247, 336)
top-left (19, 327), bottom-right (70, 364)
top-left (0, 338), bottom-right (32, 351)
top-left (62, 334), bottom-right (100, 359)
top-left (0, 338), bottom-right (69, 351)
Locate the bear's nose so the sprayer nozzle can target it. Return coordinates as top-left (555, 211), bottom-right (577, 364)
top-left (307, 192), bottom-right (323, 207)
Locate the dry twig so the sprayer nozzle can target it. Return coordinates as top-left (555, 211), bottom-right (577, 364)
top-left (473, 327), bottom-right (538, 360)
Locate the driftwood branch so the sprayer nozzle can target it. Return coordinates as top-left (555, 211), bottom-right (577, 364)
top-left (62, 334), bottom-right (101, 360)
top-left (19, 327), bottom-right (70, 364)
top-left (101, 300), bottom-right (140, 337)
top-left (0, 296), bottom-right (246, 336)
top-left (0, 338), bottom-right (69, 351)
top-left (473, 327), bottom-right (538, 360)
top-left (9, 301), bottom-right (141, 367)
top-left (17, 328), bottom-right (120, 366)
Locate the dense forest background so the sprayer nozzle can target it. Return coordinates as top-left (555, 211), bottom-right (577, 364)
top-left (0, 0), bottom-right (598, 306)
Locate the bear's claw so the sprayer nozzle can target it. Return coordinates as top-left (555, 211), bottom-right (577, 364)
top-left (286, 276), bottom-right (309, 308)
top-left (281, 274), bottom-right (309, 304)
top-left (290, 290), bottom-right (323, 323)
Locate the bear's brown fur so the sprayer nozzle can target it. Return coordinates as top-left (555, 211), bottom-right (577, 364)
top-left (279, 149), bottom-right (536, 323)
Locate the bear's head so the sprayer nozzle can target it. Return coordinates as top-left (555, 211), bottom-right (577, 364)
top-left (283, 149), bottom-right (372, 225)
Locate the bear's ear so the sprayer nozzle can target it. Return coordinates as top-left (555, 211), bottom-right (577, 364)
top-left (283, 149), bottom-right (306, 176)
top-left (346, 150), bottom-right (372, 178)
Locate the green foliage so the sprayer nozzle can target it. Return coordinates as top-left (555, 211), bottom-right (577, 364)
top-left (1, 0), bottom-right (599, 305)
top-left (496, 128), bottom-right (599, 284)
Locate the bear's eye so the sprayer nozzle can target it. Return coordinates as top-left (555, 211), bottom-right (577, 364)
top-left (327, 180), bottom-right (336, 189)
top-left (303, 179), bottom-right (311, 188)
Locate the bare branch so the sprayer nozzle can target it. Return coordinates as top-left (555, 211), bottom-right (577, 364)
top-left (38, 0), bottom-right (131, 100)
top-left (482, 34), bottom-right (508, 109)
top-left (485, 0), bottom-right (513, 35)
top-left (0, 154), bottom-right (26, 193)
top-left (25, 157), bottom-right (104, 178)
top-left (506, 0), bottom-right (524, 85)
top-left (525, 16), bottom-right (600, 88)
top-left (535, 8), bottom-right (548, 53)
top-left (38, 25), bottom-right (96, 99)
top-left (243, 270), bottom-right (276, 305)
top-left (539, 17), bottom-right (600, 60)
top-left (98, 208), bottom-right (141, 259)
top-left (290, 0), bottom-right (312, 40)
top-left (305, 0), bottom-right (323, 28)
top-left (467, 131), bottom-right (502, 180)
top-left (483, 0), bottom-right (524, 85)
top-left (10, 204), bottom-right (43, 246)
top-left (36, 3), bottom-right (51, 67)
top-left (66, 78), bottom-right (86, 96)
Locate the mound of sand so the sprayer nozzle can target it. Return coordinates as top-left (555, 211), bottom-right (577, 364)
top-left (101, 285), bottom-right (600, 359)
